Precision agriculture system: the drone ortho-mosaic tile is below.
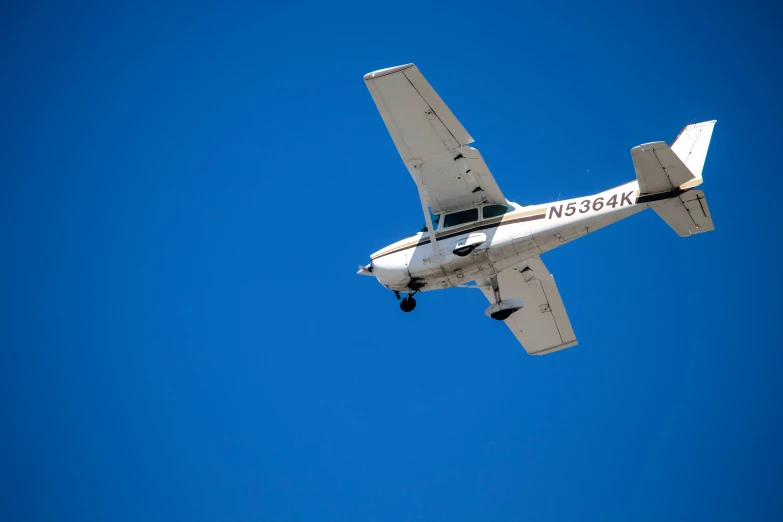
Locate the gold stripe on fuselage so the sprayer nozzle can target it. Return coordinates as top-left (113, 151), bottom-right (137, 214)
top-left (370, 207), bottom-right (547, 260)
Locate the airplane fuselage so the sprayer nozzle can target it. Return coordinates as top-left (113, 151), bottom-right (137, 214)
top-left (369, 180), bottom-right (648, 293)
top-left (360, 62), bottom-right (715, 353)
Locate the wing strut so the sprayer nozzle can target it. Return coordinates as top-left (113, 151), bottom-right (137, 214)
top-left (489, 275), bottom-right (501, 303)
top-left (412, 163), bottom-right (441, 263)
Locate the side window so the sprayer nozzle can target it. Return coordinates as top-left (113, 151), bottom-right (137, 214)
top-left (443, 208), bottom-right (479, 228)
top-left (482, 204), bottom-right (514, 219)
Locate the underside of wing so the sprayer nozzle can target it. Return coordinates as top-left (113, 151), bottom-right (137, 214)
top-left (480, 258), bottom-right (577, 356)
top-left (364, 64), bottom-right (506, 214)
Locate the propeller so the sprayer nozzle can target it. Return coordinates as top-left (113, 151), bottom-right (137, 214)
top-left (356, 263), bottom-right (373, 276)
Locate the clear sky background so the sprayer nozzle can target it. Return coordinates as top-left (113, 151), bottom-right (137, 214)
top-left (2, 1), bottom-right (781, 520)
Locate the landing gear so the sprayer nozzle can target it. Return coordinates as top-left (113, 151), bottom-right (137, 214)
top-left (396, 278), bottom-right (424, 313)
top-left (400, 296), bottom-right (417, 312)
top-left (490, 309), bottom-right (514, 321)
top-left (484, 274), bottom-right (525, 320)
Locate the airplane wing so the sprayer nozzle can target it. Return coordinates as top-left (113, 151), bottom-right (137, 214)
top-left (364, 64), bottom-right (506, 214)
top-left (479, 258), bottom-right (578, 355)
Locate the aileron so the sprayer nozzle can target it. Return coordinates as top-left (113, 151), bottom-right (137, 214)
top-left (364, 64), bottom-right (506, 214)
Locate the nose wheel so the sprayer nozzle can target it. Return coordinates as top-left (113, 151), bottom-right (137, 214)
top-left (400, 296), bottom-right (417, 312)
top-left (396, 279), bottom-right (424, 313)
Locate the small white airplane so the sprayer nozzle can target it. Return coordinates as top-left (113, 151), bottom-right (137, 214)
top-left (358, 64), bottom-right (716, 355)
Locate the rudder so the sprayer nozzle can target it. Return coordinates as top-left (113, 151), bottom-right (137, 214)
top-left (671, 120), bottom-right (716, 188)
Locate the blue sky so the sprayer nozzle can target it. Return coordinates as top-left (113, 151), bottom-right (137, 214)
top-left (1, 1), bottom-right (781, 520)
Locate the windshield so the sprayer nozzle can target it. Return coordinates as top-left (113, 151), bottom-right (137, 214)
top-left (419, 214), bottom-right (440, 233)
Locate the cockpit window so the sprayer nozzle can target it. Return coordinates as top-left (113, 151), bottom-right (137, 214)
top-left (419, 214), bottom-right (440, 233)
top-left (443, 208), bottom-right (479, 228)
top-left (482, 204), bottom-right (515, 219)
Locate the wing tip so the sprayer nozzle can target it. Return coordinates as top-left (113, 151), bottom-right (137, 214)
top-left (363, 63), bottom-right (415, 81)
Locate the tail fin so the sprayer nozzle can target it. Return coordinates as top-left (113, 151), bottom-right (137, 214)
top-left (670, 120), bottom-right (716, 189)
top-left (631, 120), bottom-right (717, 237)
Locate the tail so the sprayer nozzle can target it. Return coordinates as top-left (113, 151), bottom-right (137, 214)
top-left (670, 120), bottom-right (716, 189)
top-left (631, 120), bottom-right (717, 237)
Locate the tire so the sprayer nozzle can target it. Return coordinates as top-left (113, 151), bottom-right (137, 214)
top-left (490, 309), bottom-right (514, 321)
top-left (400, 296), bottom-right (417, 312)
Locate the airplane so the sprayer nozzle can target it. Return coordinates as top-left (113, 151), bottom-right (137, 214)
top-left (357, 64), bottom-right (716, 356)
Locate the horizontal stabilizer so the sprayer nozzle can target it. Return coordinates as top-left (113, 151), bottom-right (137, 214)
top-left (632, 141), bottom-right (695, 194)
top-left (651, 189), bottom-right (714, 237)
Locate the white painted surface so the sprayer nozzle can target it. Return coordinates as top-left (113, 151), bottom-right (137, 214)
top-left (651, 189), bottom-right (715, 237)
top-left (671, 120), bottom-right (716, 180)
top-left (360, 65), bottom-right (718, 355)
top-left (364, 64), bottom-right (506, 213)
top-left (632, 142), bottom-right (694, 194)
top-left (479, 258), bottom-right (577, 355)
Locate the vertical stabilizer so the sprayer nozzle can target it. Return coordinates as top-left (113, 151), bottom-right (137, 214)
top-left (671, 120), bottom-right (716, 187)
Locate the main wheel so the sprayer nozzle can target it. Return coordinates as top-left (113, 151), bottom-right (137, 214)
top-left (490, 309), bottom-right (514, 321)
top-left (400, 296), bottom-right (417, 312)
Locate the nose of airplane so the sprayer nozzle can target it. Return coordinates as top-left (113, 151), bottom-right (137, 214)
top-left (368, 251), bottom-right (409, 289)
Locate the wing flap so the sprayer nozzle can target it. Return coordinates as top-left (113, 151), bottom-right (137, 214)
top-left (480, 258), bottom-right (577, 355)
top-left (461, 146), bottom-right (506, 208)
